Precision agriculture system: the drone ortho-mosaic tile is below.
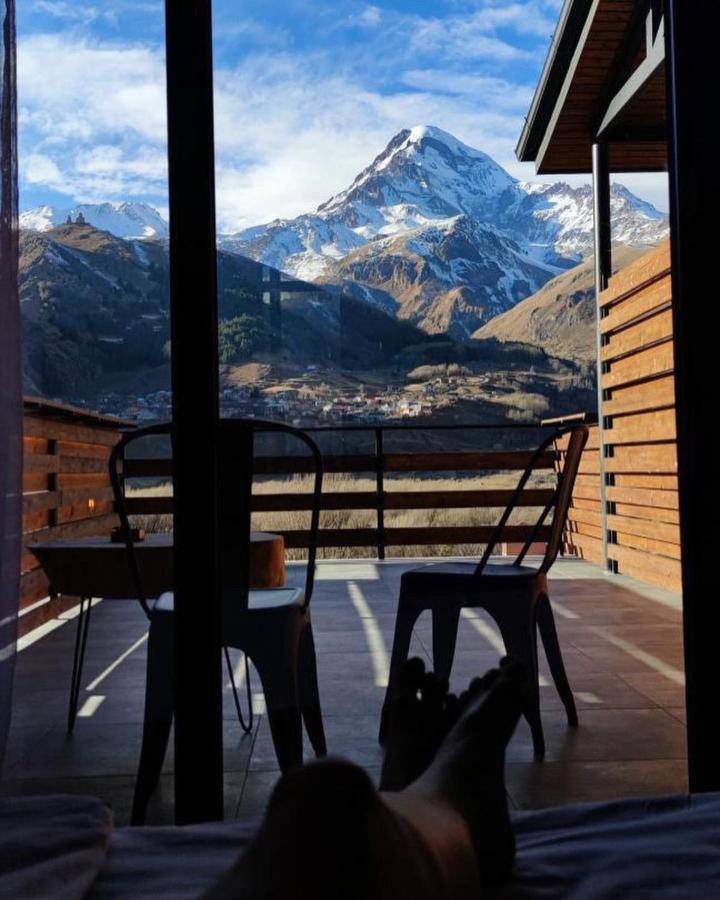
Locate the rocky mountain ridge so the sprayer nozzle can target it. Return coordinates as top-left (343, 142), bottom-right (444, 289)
top-left (218, 126), bottom-right (669, 336)
top-left (20, 125), bottom-right (669, 348)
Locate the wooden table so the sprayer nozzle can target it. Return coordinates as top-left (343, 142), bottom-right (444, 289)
top-left (28, 531), bottom-right (285, 599)
top-left (28, 531), bottom-right (285, 732)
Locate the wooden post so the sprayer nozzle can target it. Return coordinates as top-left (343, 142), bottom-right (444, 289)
top-left (592, 141), bottom-right (612, 573)
top-left (375, 427), bottom-right (386, 560)
top-left (665, 0), bottom-right (720, 793)
top-left (164, 0), bottom-right (223, 823)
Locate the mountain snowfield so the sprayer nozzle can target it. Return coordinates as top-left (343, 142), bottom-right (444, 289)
top-left (219, 125), bottom-right (668, 336)
top-left (20, 125), bottom-right (668, 338)
top-left (221, 126), bottom-right (666, 270)
top-left (20, 201), bottom-right (168, 239)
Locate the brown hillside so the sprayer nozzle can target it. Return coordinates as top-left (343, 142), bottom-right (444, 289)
top-left (472, 245), bottom-right (646, 362)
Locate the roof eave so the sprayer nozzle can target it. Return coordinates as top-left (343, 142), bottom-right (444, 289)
top-left (515, 0), bottom-right (595, 166)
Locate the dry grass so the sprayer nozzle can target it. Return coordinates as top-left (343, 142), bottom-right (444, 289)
top-left (127, 469), bottom-right (555, 560)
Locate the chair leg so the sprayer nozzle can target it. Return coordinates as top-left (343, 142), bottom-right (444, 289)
top-left (431, 604), bottom-right (461, 682)
top-left (492, 602), bottom-right (545, 760)
top-left (536, 593), bottom-right (578, 727)
top-left (250, 635), bottom-right (303, 774)
top-left (67, 597), bottom-right (92, 734)
top-left (378, 595), bottom-right (422, 744)
top-left (131, 613), bottom-right (174, 826)
top-left (298, 620), bottom-right (327, 758)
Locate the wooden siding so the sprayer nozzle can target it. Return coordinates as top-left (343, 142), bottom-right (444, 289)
top-left (560, 423), bottom-right (604, 565)
top-left (20, 400), bottom-right (127, 638)
top-left (567, 241), bottom-right (681, 590)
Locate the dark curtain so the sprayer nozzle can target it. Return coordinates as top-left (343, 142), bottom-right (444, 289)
top-left (0, 0), bottom-right (19, 775)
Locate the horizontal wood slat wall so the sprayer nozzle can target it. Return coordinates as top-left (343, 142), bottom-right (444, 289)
top-left (560, 432), bottom-right (604, 565)
top-left (20, 399), bottom-right (128, 638)
top-left (599, 241), bottom-right (681, 591)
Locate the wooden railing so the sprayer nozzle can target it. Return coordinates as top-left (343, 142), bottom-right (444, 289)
top-left (21, 398), bottom-right (129, 637)
top-left (567, 240), bottom-right (681, 591)
top-left (122, 424), bottom-right (559, 557)
top-left (19, 403), bottom-right (613, 641)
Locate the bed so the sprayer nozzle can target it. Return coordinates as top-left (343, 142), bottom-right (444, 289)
top-left (3, 791), bottom-right (719, 898)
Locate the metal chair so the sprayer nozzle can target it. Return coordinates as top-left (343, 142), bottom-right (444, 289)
top-left (64, 427), bottom-right (252, 736)
top-left (378, 424), bottom-right (589, 760)
top-left (109, 418), bottom-right (327, 824)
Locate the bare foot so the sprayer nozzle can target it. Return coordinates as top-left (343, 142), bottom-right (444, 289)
top-left (380, 657), bottom-right (461, 791)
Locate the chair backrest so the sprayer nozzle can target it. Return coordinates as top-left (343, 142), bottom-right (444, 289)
top-left (109, 421), bottom-right (170, 617)
top-left (108, 418), bottom-right (324, 616)
top-left (474, 423), bottom-right (589, 576)
top-left (217, 418), bottom-right (323, 609)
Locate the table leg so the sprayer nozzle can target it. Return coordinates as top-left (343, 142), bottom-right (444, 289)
top-left (224, 647), bottom-right (253, 735)
top-left (67, 597), bottom-right (93, 734)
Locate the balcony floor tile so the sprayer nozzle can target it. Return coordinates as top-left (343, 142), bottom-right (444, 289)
top-left (2, 557), bottom-right (687, 825)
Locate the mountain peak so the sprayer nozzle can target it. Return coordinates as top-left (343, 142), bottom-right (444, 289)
top-left (318, 124), bottom-right (517, 224)
top-left (404, 125), bottom-right (487, 159)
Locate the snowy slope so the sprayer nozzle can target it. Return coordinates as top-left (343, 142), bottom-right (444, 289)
top-left (220, 125), bottom-right (667, 335)
top-left (20, 126), bottom-right (668, 337)
top-left (221, 125), bottom-right (668, 284)
top-left (20, 202), bottom-right (168, 239)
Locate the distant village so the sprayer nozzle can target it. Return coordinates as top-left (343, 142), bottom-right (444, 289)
top-left (72, 366), bottom-right (492, 426)
top-left (84, 380), bottom-right (432, 426)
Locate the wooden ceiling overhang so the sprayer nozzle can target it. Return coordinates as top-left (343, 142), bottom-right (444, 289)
top-left (516, 0), bottom-right (667, 174)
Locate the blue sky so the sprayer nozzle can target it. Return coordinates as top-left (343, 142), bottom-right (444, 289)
top-left (17, 0), bottom-right (667, 231)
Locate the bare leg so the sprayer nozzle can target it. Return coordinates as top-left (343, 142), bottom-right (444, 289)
top-left (386, 659), bottom-right (523, 886)
top-left (204, 659), bottom-right (522, 900)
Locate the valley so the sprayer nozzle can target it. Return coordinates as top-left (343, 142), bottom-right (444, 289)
top-left (19, 125), bottom-right (667, 429)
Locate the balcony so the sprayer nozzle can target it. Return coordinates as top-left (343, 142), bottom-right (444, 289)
top-left (5, 238), bottom-right (687, 825)
top-left (3, 555), bottom-right (685, 825)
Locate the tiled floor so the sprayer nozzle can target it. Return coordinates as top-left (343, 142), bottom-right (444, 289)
top-left (1, 558), bottom-right (687, 825)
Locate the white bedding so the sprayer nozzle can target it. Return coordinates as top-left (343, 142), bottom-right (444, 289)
top-left (0, 795), bottom-right (112, 899)
top-left (3, 793), bottom-right (720, 898)
top-left (503, 793), bottom-right (720, 899)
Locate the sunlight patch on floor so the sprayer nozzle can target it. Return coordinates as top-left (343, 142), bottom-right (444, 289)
top-left (461, 608), bottom-right (550, 686)
top-left (349, 581), bottom-right (389, 686)
top-left (314, 563), bottom-right (380, 581)
top-left (85, 632), bottom-right (148, 692)
top-left (592, 628), bottom-right (685, 686)
top-left (77, 695), bottom-right (106, 718)
top-left (550, 599), bottom-right (580, 619)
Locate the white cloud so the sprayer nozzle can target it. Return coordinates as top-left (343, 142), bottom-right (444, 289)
top-left (209, 51), bottom-right (538, 230)
top-left (16, 21), bottom-right (668, 229)
top-left (401, 69), bottom-right (534, 108)
top-left (464, 3), bottom-right (558, 38)
top-left (18, 33), bottom-right (167, 144)
top-left (22, 153), bottom-right (62, 185)
top-left (409, 23), bottom-right (532, 62)
top-left (356, 6), bottom-right (382, 27)
top-left (30, 2), bottom-right (103, 25)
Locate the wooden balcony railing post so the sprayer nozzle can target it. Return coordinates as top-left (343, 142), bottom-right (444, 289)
top-left (47, 437), bottom-right (59, 607)
top-left (374, 427), bottom-right (386, 560)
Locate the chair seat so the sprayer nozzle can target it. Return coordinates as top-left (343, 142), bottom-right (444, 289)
top-left (151, 587), bottom-right (305, 616)
top-left (247, 587), bottom-right (305, 610)
top-left (402, 560), bottom-right (540, 585)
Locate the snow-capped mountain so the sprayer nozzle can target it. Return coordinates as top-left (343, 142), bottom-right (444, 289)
top-left (219, 125), bottom-right (668, 336)
top-left (20, 201), bottom-right (168, 239)
top-left (20, 126), bottom-right (668, 339)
